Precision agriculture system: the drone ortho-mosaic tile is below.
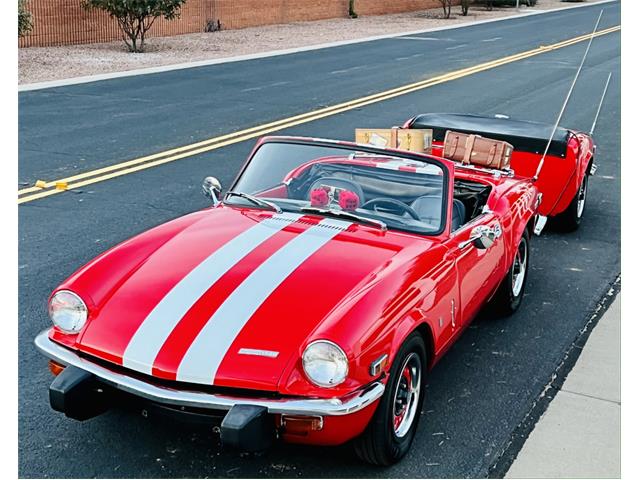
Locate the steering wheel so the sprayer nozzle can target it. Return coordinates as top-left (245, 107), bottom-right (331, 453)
top-left (361, 198), bottom-right (421, 221)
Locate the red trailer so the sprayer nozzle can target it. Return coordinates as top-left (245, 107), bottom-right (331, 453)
top-left (404, 113), bottom-right (596, 231)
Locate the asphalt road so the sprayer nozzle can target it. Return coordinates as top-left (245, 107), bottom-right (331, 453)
top-left (18, 2), bottom-right (621, 477)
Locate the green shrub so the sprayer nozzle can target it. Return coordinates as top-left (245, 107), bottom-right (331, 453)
top-left (18, 0), bottom-right (33, 37)
top-left (82, 0), bottom-right (187, 52)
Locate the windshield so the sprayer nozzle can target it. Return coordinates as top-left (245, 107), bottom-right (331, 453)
top-left (229, 140), bottom-right (447, 235)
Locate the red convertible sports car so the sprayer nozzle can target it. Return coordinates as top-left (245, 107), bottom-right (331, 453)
top-left (36, 136), bottom-right (540, 465)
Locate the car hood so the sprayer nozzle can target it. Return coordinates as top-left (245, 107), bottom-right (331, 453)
top-left (61, 206), bottom-right (436, 391)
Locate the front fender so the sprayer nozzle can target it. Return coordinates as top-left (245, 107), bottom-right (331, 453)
top-left (492, 181), bottom-right (538, 278)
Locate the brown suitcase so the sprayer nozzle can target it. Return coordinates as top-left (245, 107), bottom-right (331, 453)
top-left (443, 130), bottom-right (513, 170)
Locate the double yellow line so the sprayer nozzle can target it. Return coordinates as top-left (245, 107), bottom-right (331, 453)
top-left (18, 25), bottom-right (620, 205)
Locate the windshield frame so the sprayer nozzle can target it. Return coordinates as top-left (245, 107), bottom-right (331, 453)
top-left (228, 136), bottom-right (452, 236)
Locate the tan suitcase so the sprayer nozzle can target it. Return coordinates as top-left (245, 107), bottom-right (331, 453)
top-left (355, 128), bottom-right (433, 154)
top-left (443, 130), bottom-right (513, 170)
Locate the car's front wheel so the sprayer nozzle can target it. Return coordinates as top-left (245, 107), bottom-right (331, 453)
top-left (353, 332), bottom-right (427, 466)
top-left (488, 229), bottom-right (530, 317)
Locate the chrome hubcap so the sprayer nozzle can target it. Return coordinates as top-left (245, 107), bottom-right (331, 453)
top-left (576, 176), bottom-right (588, 218)
top-left (511, 237), bottom-right (528, 297)
top-left (392, 353), bottom-right (421, 438)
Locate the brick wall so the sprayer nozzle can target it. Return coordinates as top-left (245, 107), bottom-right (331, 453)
top-left (19, 0), bottom-right (461, 48)
top-left (355, 0), bottom-right (454, 16)
top-left (214, 0), bottom-right (347, 30)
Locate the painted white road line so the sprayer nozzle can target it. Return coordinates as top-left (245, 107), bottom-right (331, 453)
top-left (18, 0), bottom-right (617, 92)
top-left (482, 36), bottom-right (503, 42)
top-left (394, 36), bottom-right (443, 41)
top-left (241, 80), bottom-right (291, 92)
top-left (330, 65), bottom-right (366, 75)
top-left (446, 44), bottom-right (468, 50)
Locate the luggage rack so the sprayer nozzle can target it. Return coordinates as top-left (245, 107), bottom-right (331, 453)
top-left (450, 161), bottom-right (515, 178)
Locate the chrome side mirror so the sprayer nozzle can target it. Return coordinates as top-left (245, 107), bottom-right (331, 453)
top-left (202, 176), bottom-right (222, 206)
top-left (459, 225), bottom-right (497, 250)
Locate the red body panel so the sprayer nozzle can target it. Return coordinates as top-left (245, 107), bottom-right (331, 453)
top-left (46, 136), bottom-right (539, 445)
top-left (278, 402), bottom-right (379, 446)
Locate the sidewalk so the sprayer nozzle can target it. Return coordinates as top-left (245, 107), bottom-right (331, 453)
top-left (506, 295), bottom-right (621, 478)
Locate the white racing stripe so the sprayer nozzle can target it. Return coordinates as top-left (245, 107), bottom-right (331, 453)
top-left (176, 218), bottom-right (351, 384)
top-left (122, 212), bottom-right (302, 374)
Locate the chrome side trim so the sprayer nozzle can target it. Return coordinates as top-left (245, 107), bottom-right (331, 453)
top-left (34, 330), bottom-right (384, 416)
top-left (238, 348), bottom-right (279, 358)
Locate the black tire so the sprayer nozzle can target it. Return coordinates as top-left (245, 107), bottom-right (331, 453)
top-left (353, 332), bottom-right (427, 466)
top-left (488, 229), bottom-right (530, 317)
top-left (553, 173), bottom-right (589, 232)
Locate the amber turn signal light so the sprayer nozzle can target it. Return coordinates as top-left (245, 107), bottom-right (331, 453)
top-left (281, 415), bottom-right (324, 436)
top-left (48, 360), bottom-right (66, 376)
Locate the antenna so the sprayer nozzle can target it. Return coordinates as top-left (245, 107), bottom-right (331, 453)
top-left (533, 10), bottom-right (603, 182)
top-left (589, 72), bottom-right (612, 136)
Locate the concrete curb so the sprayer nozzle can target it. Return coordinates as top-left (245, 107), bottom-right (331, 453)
top-left (18, 0), bottom-right (617, 92)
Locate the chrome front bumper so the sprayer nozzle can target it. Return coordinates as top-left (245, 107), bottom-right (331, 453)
top-left (34, 329), bottom-right (384, 417)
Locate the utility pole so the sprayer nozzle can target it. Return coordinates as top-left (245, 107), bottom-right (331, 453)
top-left (516, 0), bottom-right (520, 11)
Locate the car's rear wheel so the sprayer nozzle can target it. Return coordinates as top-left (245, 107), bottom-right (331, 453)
top-left (488, 229), bottom-right (530, 317)
top-left (353, 332), bottom-right (426, 466)
top-left (555, 173), bottom-right (589, 231)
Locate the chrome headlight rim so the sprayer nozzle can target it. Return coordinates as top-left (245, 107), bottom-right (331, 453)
top-left (302, 339), bottom-right (349, 388)
top-left (49, 289), bottom-right (88, 334)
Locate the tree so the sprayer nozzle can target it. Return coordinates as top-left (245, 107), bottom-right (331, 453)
top-left (348, 0), bottom-right (358, 18)
top-left (438, 0), bottom-right (452, 19)
top-left (18, 0), bottom-right (33, 37)
top-left (83, 0), bottom-right (187, 53)
top-left (461, 0), bottom-right (470, 15)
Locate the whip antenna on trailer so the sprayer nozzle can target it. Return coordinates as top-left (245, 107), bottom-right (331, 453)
top-left (533, 9), bottom-right (604, 182)
top-left (590, 72), bottom-right (612, 136)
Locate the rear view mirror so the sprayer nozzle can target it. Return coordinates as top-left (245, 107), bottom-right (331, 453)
top-left (471, 225), bottom-right (496, 249)
top-left (459, 225), bottom-right (498, 250)
top-left (202, 176), bottom-right (222, 206)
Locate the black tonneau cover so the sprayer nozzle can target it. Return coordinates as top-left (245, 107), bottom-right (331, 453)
top-left (408, 113), bottom-right (572, 158)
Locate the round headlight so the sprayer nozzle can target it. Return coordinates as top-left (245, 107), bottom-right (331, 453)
top-left (302, 340), bottom-right (348, 387)
top-left (49, 290), bottom-right (88, 334)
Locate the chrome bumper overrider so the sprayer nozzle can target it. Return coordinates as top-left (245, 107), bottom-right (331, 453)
top-left (34, 329), bottom-right (384, 416)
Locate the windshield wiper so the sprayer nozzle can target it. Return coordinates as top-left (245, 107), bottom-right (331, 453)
top-left (300, 207), bottom-right (387, 231)
top-left (225, 191), bottom-right (282, 213)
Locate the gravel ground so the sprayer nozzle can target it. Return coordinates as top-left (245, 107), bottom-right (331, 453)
top-left (18, 0), bottom-right (593, 84)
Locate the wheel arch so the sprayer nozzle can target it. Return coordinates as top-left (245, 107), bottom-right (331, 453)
top-left (413, 322), bottom-right (436, 369)
top-left (386, 318), bottom-right (436, 375)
